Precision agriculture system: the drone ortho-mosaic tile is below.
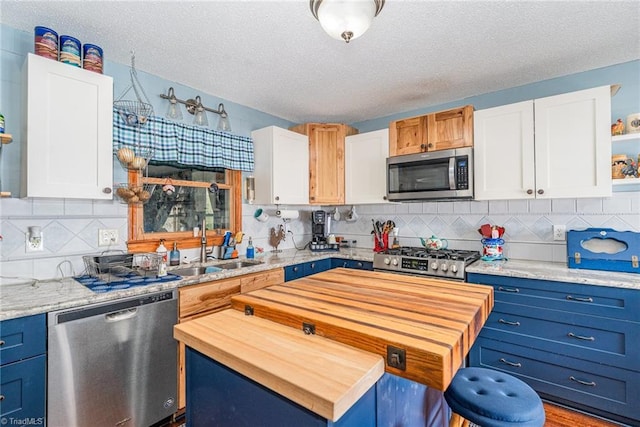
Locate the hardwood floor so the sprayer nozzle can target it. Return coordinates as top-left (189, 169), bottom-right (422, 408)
top-left (543, 402), bottom-right (623, 427)
top-left (163, 403), bottom-right (624, 426)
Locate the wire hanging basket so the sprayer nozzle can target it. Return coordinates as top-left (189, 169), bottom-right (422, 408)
top-left (113, 51), bottom-right (154, 127)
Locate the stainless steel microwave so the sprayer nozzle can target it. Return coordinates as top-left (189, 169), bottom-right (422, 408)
top-left (386, 147), bottom-right (473, 201)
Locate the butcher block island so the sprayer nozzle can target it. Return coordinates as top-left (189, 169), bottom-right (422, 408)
top-left (174, 268), bottom-right (493, 426)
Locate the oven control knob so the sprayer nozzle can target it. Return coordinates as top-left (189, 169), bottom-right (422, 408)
top-left (441, 263), bottom-right (448, 272)
top-left (384, 257), bottom-right (391, 265)
top-left (451, 264), bottom-right (458, 273)
top-left (431, 262), bottom-right (439, 271)
top-left (391, 258), bottom-right (399, 266)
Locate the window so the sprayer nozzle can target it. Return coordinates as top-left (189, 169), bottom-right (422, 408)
top-left (126, 166), bottom-right (242, 253)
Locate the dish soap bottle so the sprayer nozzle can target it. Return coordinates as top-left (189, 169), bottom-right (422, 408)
top-left (156, 239), bottom-right (168, 276)
top-left (246, 237), bottom-right (254, 259)
top-left (169, 241), bottom-right (180, 266)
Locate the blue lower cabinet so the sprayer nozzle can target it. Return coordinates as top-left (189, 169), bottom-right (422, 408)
top-left (186, 348), bottom-right (375, 427)
top-left (0, 354), bottom-right (46, 423)
top-left (284, 264), bottom-right (305, 282)
top-left (375, 374), bottom-right (447, 427)
top-left (0, 314), bottom-right (46, 365)
top-left (304, 259), bottom-right (332, 276)
top-left (332, 258), bottom-right (373, 271)
top-left (345, 260), bottom-right (373, 271)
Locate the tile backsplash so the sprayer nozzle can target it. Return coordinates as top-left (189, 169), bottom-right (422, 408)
top-left (1, 192), bottom-right (638, 282)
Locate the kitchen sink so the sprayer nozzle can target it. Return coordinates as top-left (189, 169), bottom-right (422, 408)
top-left (217, 260), bottom-right (263, 270)
top-left (172, 266), bottom-right (222, 276)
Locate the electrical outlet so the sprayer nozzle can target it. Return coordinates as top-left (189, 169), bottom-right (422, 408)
top-left (553, 225), bottom-right (566, 241)
top-left (99, 229), bottom-right (119, 246)
top-left (26, 234), bottom-right (44, 252)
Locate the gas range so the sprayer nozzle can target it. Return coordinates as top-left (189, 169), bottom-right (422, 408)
top-left (373, 247), bottom-right (481, 281)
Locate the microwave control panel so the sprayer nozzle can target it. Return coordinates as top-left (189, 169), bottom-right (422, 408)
top-left (455, 157), bottom-right (469, 190)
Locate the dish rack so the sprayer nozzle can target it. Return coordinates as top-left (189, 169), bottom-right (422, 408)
top-left (83, 252), bottom-right (162, 282)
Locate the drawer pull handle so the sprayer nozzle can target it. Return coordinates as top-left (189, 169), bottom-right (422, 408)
top-left (569, 376), bottom-right (596, 387)
top-left (567, 332), bottom-right (595, 341)
top-left (498, 286), bottom-right (520, 293)
top-left (499, 318), bottom-right (521, 326)
top-left (499, 358), bottom-right (522, 368)
top-left (566, 295), bottom-right (593, 303)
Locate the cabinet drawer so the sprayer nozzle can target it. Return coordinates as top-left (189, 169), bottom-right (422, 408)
top-left (467, 273), bottom-right (640, 322)
top-left (469, 337), bottom-right (640, 423)
top-left (0, 314), bottom-right (46, 365)
top-left (0, 354), bottom-right (46, 421)
top-left (479, 302), bottom-right (640, 370)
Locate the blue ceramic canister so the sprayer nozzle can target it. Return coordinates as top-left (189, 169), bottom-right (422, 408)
top-left (59, 35), bottom-right (81, 67)
top-left (82, 43), bottom-right (103, 74)
top-left (481, 238), bottom-right (505, 261)
top-left (34, 26), bottom-right (58, 60)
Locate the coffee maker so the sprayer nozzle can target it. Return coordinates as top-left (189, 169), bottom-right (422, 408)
top-left (310, 210), bottom-right (338, 251)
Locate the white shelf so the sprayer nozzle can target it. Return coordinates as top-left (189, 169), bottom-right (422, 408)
top-left (612, 177), bottom-right (640, 186)
top-left (612, 133), bottom-right (640, 143)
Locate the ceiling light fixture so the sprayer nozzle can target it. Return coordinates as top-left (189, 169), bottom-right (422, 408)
top-left (310, 0), bottom-right (385, 43)
top-left (160, 87), bottom-right (232, 131)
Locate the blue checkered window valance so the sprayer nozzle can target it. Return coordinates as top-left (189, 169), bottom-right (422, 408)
top-left (112, 109), bottom-right (254, 172)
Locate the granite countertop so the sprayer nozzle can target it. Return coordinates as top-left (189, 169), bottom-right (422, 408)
top-left (2, 249), bottom-right (638, 321)
top-left (0, 248), bottom-right (374, 321)
top-left (466, 259), bottom-right (640, 290)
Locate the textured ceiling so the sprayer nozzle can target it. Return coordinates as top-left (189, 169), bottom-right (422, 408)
top-left (2, 0), bottom-right (639, 124)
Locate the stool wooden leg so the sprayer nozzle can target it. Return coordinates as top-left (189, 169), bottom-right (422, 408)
top-left (449, 412), bottom-right (470, 427)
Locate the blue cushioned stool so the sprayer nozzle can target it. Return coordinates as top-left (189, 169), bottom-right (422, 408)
top-left (444, 367), bottom-right (545, 427)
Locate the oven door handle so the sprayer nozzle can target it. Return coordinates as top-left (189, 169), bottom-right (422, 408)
top-left (448, 157), bottom-right (456, 190)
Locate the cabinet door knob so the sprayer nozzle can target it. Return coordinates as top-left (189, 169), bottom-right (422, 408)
top-left (383, 196), bottom-right (387, 200)
top-left (526, 189), bottom-right (533, 195)
top-left (0, 340), bottom-right (5, 346)
top-left (0, 395), bottom-right (4, 401)
top-left (420, 144), bottom-right (426, 151)
top-left (103, 187), bottom-right (112, 194)
top-left (537, 189), bottom-right (544, 195)
top-left (275, 196), bottom-right (280, 201)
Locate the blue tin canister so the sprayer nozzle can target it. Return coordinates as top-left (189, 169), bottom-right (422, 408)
top-left (34, 26), bottom-right (58, 60)
top-left (481, 238), bottom-right (505, 261)
top-left (59, 35), bottom-right (81, 67)
top-left (82, 43), bottom-right (103, 74)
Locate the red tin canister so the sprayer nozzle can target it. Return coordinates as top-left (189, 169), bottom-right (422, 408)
top-left (82, 43), bottom-right (103, 74)
top-left (59, 35), bottom-right (82, 67)
top-left (34, 26), bottom-right (58, 60)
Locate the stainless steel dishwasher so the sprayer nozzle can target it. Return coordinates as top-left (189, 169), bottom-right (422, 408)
top-left (48, 290), bottom-right (178, 427)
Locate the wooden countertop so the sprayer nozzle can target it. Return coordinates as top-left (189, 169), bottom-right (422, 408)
top-left (231, 268), bottom-right (494, 391)
top-left (174, 309), bottom-right (385, 422)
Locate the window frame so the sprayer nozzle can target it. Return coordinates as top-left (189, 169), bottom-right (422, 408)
top-left (126, 169), bottom-right (242, 253)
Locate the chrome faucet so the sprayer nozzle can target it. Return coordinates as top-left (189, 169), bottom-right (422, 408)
top-left (200, 218), bottom-right (212, 263)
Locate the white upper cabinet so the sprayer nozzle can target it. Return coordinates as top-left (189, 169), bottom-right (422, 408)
top-left (251, 126), bottom-right (309, 205)
top-left (345, 129), bottom-right (390, 204)
top-left (22, 53), bottom-right (114, 199)
top-left (474, 86), bottom-right (611, 200)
